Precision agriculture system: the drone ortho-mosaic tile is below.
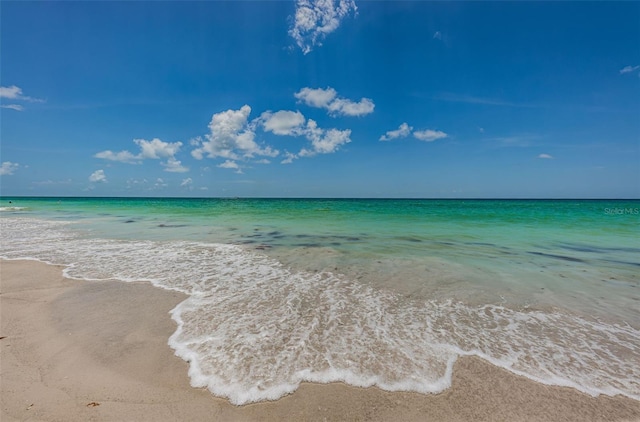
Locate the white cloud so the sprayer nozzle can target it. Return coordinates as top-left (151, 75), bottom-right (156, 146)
top-left (180, 177), bottom-right (193, 187)
top-left (433, 31), bottom-right (442, 40)
top-left (94, 150), bottom-right (140, 164)
top-left (162, 157), bottom-right (189, 173)
top-left (260, 110), bottom-right (306, 135)
top-left (1, 104), bottom-right (24, 111)
top-left (95, 138), bottom-right (187, 172)
top-left (294, 87), bottom-right (374, 117)
top-left (289, 0), bottom-right (357, 54)
top-left (298, 120), bottom-right (351, 157)
top-left (191, 105), bottom-right (278, 161)
top-left (294, 87), bottom-right (337, 108)
top-left (0, 85), bottom-right (44, 103)
top-left (134, 138), bottom-right (182, 159)
top-left (217, 160), bottom-right (243, 174)
top-left (218, 160), bottom-right (240, 169)
top-left (619, 65), bottom-right (640, 74)
top-left (89, 169), bottom-right (107, 183)
top-left (281, 151), bottom-right (298, 164)
top-left (273, 116), bottom-right (352, 163)
top-left (0, 161), bottom-right (19, 176)
top-left (326, 97), bottom-right (375, 117)
top-left (379, 122), bottom-right (413, 141)
top-left (154, 178), bottom-right (168, 188)
top-left (413, 129), bottom-right (448, 142)
top-left (538, 153), bottom-right (554, 159)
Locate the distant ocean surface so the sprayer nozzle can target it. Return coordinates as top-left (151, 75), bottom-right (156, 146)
top-left (1, 197), bottom-right (639, 404)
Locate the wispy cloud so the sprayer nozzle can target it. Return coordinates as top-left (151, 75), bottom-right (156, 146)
top-left (433, 31), bottom-right (442, 40)
top-left (485, 134), bottom-right (540, 148)
top-left (295, 87), bottom-right (374, 117)
top-left (620, 65), bottom-right (640, 78)
top-left (1, 104), bottom-right (24, 111)
top-left (289, 0), bottom-right (357, 54)
top-left (619, 65), bottom-right (640, 75)
top-left (89, 169), bottom-right (107, 183)
top-left (538, 153), bottom-right (554, 159)
top-left (432, 92), bottom-right (539, 108)
top-left (180, 177), bottom-right (193, 187)
top-left (0, 85), bottom-right (44, 111)
top-left (0, 161), bottom-right (19, 176)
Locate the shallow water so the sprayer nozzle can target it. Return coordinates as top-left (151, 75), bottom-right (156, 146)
top-left (1, 198), bottom-right (639, 404)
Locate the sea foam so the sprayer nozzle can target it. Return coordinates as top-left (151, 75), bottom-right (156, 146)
top-left (1, 217), bottom-right (639, 404)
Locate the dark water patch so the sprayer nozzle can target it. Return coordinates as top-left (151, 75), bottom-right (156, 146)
top-left (158, 224), bottom-right (189, 228)
top-left (559, 242), bottom-right (640, 254)
top-left (397, 236), bottom-right (423, 243)
top-left (268, 231), bottom-right (282, 236)
top-left (465, 242), bottom-right (496, 247)
top-left (528, 251), bottom-right (585, 263)
top-left (124, 220), bottom-right (136, 224)
top-left (330, 242), bottom-right (342, 246)
top-left (296, 243), bottom-right (323, 248)
top-left (557, 244), bottom-right (602, 253)
top-left (601, 259), bottom-right (640, 268)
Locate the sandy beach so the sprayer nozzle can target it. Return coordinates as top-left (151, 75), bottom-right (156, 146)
top-left (1, 259), bottom-right (639, 422)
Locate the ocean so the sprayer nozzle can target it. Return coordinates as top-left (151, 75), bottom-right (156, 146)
top-left (1, 197), bottom-right (638, 404)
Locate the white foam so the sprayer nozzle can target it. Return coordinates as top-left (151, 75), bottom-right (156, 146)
top-left (0, 206), bottom-right (28, 212)
top-left (1, 216), bottom-right (639, 404)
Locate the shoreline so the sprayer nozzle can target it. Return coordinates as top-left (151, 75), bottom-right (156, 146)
top-left (2, 259), bottom-right (639, 421)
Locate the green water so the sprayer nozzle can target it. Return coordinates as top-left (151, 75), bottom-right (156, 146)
top-left (1, 197), bottom-right (639, 402)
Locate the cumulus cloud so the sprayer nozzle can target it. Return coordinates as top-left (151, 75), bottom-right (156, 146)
top-left (89, 169), bottom-right (107, 183)
top-left (94, 150), bottom-right (140, 164)
top-left (162, 157), bottom-right (189, 173)
top-left (289, 0), bottom-right (357, 54)
top-left (379, 122), bottom-right (413, 141)
top-left (284, 120), bottom-right (351, 162)
top-left (538, 153), bottom-right (554, 159)
top-left (294, 87), bottom-right (374, 117)
top-left (260, 110), bottom-right (306, 135)
top-left (379, 124), bottom-right (448, 143)
top-left (134, 138), bottom-right (182, 159)
top-left (294, 87), bottom-right (337, 108)
top-left (191, 105), bottom-right (278, 161)
top-left (95, 138), bottom-right (188, 172)
top-left (0, 161), bottom-right (19, 176)
top-left (619, 65), bottom-right (640, 75)
top-left (413, 129), bottom-right (448, 142)
top-left (217, 159), bottom-right (244, 174)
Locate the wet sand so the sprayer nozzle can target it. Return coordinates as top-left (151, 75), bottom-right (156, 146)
top-left (2, 259), bottom-right (639, 422)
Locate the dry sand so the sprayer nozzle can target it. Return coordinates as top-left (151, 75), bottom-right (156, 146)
top-left (1, 259), bottom-right (639, 422)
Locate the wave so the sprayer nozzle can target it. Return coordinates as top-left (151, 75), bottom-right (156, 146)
top-left (1, 216), bottom-right (638, 404)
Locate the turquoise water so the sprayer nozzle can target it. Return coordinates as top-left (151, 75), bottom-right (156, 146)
top-left (1, 197), bottom-right (639, 403)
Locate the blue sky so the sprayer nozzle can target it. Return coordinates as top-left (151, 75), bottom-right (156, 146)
top-left (1, 1), bottom-right (639, 198)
